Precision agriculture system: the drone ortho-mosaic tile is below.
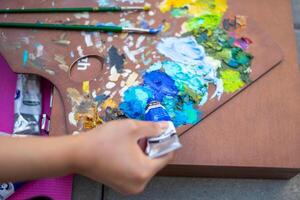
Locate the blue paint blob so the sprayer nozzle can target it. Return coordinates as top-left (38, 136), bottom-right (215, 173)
top-left (227, 59), bottom-right (239, 68)
top-left (119, 86), bottom-right (153, 119)
top-left (119, 101), bottom-right (145, 119)
top-left (119, 66), bottom-right (205, 127)
top-left (143, 70), bottom-right (178, 102)
top-left (94, 94), bottom-right (108, 103)
top-left (140, 20), bottom-right (150, 29)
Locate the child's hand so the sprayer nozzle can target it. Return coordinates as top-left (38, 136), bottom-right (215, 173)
top-left (73, 119), bottom-right (174, 195)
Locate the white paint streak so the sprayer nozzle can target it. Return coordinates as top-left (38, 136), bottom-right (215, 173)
top-left (135, 35), bottom-right (145, 48)
top-left (74, 12), bottom-right (90, 19)
top-left (126, 72), bottom-right (138, 87)
top-left (123, 46), bottom-right (146, 63)
top-left (81, 32), bottom-right (94, 47)
top-left (68, 112), bottom-right (77, 126)
top-left (106, 82), bottom-right (116, 89)
top-left (77, 46), bottom-right (84, 57)
top-left (36, 44), bottom-right (44, 58)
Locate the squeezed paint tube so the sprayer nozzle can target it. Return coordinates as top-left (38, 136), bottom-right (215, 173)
top-left (13, 74), bottom-right (41, 135)
top-left (145, 101), bottom-right (182, 158)
top-left (0, 133), bottom-right (25, 200)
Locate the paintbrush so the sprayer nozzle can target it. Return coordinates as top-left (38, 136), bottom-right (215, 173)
top-left (0, 22), bottom-right (160, 34)
top-left (0, 5), bottom-right (151, 13)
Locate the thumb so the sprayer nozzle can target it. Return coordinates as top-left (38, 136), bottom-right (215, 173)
top-left (133, 120), bottom-right (170, 139)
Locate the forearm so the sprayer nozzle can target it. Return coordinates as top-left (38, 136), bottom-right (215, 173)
top-left (0, 135), bottom-right (78, 182)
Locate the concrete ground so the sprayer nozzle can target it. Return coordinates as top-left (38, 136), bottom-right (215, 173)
top-left (73, 0), bottom-right (300, 199)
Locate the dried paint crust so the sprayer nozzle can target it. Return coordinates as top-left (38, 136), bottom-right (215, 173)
top-left (119, 0), bottom-right (253, 127)
top-left (63, 0), bottom-right (254, 129)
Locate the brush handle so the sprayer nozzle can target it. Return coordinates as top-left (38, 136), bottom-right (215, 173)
top-left (0, 7), bottom-right (123, 13)
top-left (0, 22), bottom-right (123, 32)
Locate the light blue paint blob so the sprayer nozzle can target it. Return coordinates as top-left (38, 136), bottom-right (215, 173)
top-left (141, 54), bottom-right (152, 66)
top-left (22, 50), bottom-right (29, 67)
top-left (155, 59), bottom-right (223, 105)
top-left (119, 19), bottom-right (134, 28)
top-left (146, 61), bottom-right (162, 72)
top-left (97, 0), bottom-right (111, 6)
top-left (160, 60), bottom-right (206, 98)
top-left (96, 22), bottom-right (118, 35)
top-left (157, 36), bottom-right (206, 66)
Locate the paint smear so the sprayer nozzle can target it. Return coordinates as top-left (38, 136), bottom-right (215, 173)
top-left (108, 46), bottom-right (125, 73)
top-left (159, 0), bottom-right (228, 17)
top-left (81, 32), bottom-right (94, 47)
top-left (74, 12), bottom-right (90, 19)
top-left (157, 36), bottom-right (205, 66)
top-left (82, 81), bottom-right (90, 94)
top-left (22, 50), bottom-right (29, 67)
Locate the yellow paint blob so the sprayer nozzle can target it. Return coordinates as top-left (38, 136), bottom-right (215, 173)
top-left (82, 81), bottom-right (90, 94)
top-left (159, 0), bottom-right (194, 13)
top-left (159, 0), bottom-right (228, 17)
top-left (102, 98), bottom-right (118, 110)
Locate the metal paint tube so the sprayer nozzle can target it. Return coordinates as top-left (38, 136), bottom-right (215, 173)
top-left (144, 101), bottom-right (182, 158)
top-left (13, 74), bottom-right (41, 135)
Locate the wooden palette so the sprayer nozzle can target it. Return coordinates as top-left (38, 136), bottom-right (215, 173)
top-left (0, 0), bottom-right (283, 135)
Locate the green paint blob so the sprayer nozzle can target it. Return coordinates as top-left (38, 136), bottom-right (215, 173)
top-left (184, 14), bottom-right (222, 32)
top-left (195, 27), bottom-right (253, 83)
top-left (220, 69), bottom-right (245, 93)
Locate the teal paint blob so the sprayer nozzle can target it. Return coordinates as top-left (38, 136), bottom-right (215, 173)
top-left (173, 103), bottom-right (201, 127)
top-left (162, 96), bottom-right (201, 127)
top-left (22, 50), bottom-right (29, 67)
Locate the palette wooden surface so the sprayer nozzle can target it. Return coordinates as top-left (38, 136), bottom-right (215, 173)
top-left (0, 0), bottom-right (283, 135)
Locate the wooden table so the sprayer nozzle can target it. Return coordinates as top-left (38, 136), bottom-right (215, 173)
top-left (51, 0), bottom-right (300, 179)
top-left (0, 0), bottom-right (284, 179)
